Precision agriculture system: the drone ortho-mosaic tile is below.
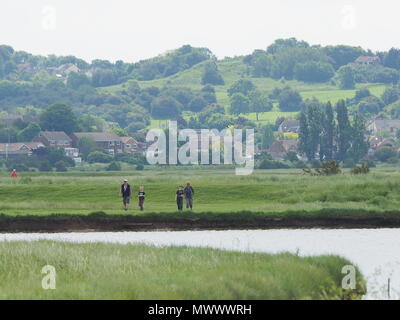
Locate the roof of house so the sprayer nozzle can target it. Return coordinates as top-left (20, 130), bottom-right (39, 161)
top-left (0, 142), bottom-right (44, 152)
top-left (355, 56), bottom-right (381, 64)
top-left (120, 137), bottom-right (138, 144)
top-left (268, 140), bottom-right (298, 154)
top-left (279, 119), bottom-right (300, 131)
top-left (38, 131), bottom-right (72, 142)
top-left (371, 119), bottom-right (400, 131)
top-left (73, 132), bottom-right (121, 142)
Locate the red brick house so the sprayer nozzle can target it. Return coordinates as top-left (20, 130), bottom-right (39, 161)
top-left (33, 131), bottom-right (72, 148)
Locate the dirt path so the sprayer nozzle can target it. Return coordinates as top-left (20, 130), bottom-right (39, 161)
top-left (1, 216), bottom-right (400, 233)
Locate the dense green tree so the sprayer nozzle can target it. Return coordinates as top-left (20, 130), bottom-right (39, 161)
top-left (87, 151), bottom-right (113, 163)
top-left (188, 96), bottom-right (208, 112)
top-left (227, 79), bottom-right (256, 97)
top-left (337, 65), bottom-right (356, 89)
top-left (229, 93), bottom-right (250, 115)
top-left (323, 45), bottom-right (365, 69)
top-left (78, 136), bottom-right (99, 160)
top-left (259, 124), bottom-right (275, 149)
top-left (39, 103), bottom-right (78, 134)
top-left (66, 72), bottom-right (91, 89)
top-left (277, 87), bottom-right (303, 112)
top-left (320, 102), bottom-right (335, 160)
top-left (294, 61), bottom-right (334, 82)
top-left (150, 96), bottom-right (182, 120)
top-left (349, 114), bottom-right (369, 162)
top-left (298, 111), bottom-right (312, 161)
top-left (357, 96), bottom-right (384, 114)
top-left (374, 147), bottom-right (397, 162)
top-left (201, 62), bottom-right (224, 85)
top-left (381, 86), bottom-right (400, 105)
top-left (17, 122), bottom-right (41, 141)
top-left (383, 48), bottom-right (400, 70)
top-left (336, 100), bottom-right (352, 161)
top-left (248, 90), bottom-right (273, 120)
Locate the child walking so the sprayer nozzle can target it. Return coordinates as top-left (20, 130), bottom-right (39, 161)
top-left (138, 186), bottom-right (145, 211)
top-left (176, 185), bottom-right (184, 211)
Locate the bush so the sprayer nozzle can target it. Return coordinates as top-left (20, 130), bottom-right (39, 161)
top-left (351, 163), bottom-right (370, 175)
top-left (136, 164), bottom-right (144, 171)
top-left (257, 159), bottom-right (290, 169)
top-left (39, 161), bottom-right (52, 172)
top-left (343, 158), bottom-right (356, 168)
top-left (87, 151), bottom-right (113, 164)
top-left (55, 160), bottom-right (68, 172)
top-left (106, 161), bottom-right (121, 171)
top-left (303, 160), bottom-right (341, 176)
top-left (374, 147), bottom-right (398, 162)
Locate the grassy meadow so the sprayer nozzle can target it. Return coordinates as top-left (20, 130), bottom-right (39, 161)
top-left (99, 57), bottom-right (390, 129)
top-left (0, 241), bottom-right (365, 299)
top-left (0, 167), bottom-right (400, 217)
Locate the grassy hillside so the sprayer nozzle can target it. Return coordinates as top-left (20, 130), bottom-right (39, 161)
top-left (1, 167), bottom-right (400, 216)
top-left (100, 57), bottom-right (389, 127)
top-left (0, 241), bottom-right (365, 299)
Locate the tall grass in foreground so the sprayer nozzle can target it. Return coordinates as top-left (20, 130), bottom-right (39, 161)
top-left (0, 241), bottom-right (365, 299)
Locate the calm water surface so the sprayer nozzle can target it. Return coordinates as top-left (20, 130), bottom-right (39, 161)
top-left (1, 228), bottom-right (399, 299)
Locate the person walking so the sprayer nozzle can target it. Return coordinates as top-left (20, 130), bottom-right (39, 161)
top-left (176, 185), bottom-right (184, 211)
top-left (120, 179), bottom-right (132, 211)
top-left (138, 186), bottom-right (145, 211)
top-left (184, 182), bottom-right (194, 210)
top-left (10, 169), bottom-right (17, 178)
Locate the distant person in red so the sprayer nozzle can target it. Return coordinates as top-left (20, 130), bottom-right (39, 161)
top-left (10, 169), bottom-right (17, 178)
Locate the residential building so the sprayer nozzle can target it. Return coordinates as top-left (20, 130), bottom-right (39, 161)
top-left (0, 142), bottom-right (44, 158)
top-left (267, 140), bottom-right (298, 160)
top-left (33, 131), bottom-right (72, 148)
top-left (71, 132), bottom-right (123, 155)
top-left (354, 56), bottom-right (381, 66)
top-left (367, 119), bottom-right (400, 136)
top-left (278, 119), bottom-right (300, 133)
top-left (121, 137), bottom-right (140, 154)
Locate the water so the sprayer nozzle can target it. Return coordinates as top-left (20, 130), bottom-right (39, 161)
top-left (1, 228), bottom-right (399, 299)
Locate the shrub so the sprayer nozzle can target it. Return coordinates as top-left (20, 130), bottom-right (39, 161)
top-left (303, 160), bottom-right (341, 176)
top-left (87, 151), bottom-right (113, 164)
top-left (39, 161), bottom-right (52, 172)
top-left (106, 161), bottom-right (121, 171)
top-left (55, 160), bottom-right (68, 172)
top-left (136, 164), bottom-right (144, 171)
top-left (374, 147), bottom-right (398, 162)
top-left (257, 159), bottom-right (290, 169)
top-left (351, 163), bottom-right (370, 175)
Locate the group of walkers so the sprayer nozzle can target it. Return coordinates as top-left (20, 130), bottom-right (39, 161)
top-left (120, 179), bottom-right (195, 212)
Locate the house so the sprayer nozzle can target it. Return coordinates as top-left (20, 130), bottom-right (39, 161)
top-left (121, 137), bottom-right (140, 154)
top-left (278, 119), bottom-right (300, 133)
top-left (33, 131), bottom-right (72, 148)
top-left (49, 63), bottom-right (81, 78)
top-left (0, 142), bottom-right (44, 158)
top-left (71, 132), bottom-right (123, 155)
top-left (267, 140), bottom-right (298, 160)
top-left (354, 56), bottom-right (381, 66)
top-left (367, 119), bottom-right (400, 136)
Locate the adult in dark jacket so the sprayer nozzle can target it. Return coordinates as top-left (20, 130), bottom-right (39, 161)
top-left (120, 179), bottom-right (132, 211)
top-left (184, 182), bottom-right (195, 210)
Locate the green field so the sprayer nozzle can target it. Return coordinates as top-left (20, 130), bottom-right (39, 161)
top-left (0, 241), bottom-right (365, 299)
top-left (1, 167), bottom-right (400, 216)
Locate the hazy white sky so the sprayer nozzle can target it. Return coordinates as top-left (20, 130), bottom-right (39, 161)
top-left (1, 0), bottom-right (399, 63)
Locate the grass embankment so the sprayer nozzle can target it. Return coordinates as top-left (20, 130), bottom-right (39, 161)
top-left (1, 168), bottom-right (400, 216)
top-left (0, 241), bottom-right (365, 299)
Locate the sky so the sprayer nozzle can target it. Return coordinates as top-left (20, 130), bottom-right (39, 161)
top-left (1, 0), bottom-right (399, 63)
